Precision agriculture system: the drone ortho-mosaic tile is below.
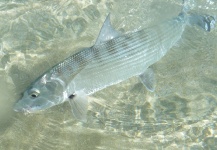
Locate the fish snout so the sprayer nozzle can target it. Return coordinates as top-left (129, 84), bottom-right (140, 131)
top-left (13, 102), bottom-right (30, 113)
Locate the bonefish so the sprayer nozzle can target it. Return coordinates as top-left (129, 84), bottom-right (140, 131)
top-left (14, 2), bottom-right (215, 121)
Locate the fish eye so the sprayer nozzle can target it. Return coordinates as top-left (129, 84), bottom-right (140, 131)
top-left (29, 89), bottom-right (40, 98)
top-left (31, 93), bottom-right (38, 98)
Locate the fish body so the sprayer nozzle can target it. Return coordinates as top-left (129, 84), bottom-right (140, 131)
top-left (70, 16), bottom-right (185, 95)
top-left (14, 8), bottom-right (215, 121)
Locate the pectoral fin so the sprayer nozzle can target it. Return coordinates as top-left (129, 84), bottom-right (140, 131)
top-left (95, 13), bottom-right (121, 45)
top-left (139, 68), bottom-right (155, 92)
top-left (68, 91), bottom-right (88, 122)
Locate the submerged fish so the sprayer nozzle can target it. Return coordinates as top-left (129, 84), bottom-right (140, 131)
top-left (14, 3), bottom-right (215, 121)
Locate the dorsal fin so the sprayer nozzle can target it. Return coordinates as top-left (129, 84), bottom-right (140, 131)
top-left (95, 14), bottom-right (121, 45)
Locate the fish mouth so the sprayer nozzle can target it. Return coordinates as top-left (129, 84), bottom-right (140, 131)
top-left (13, 101), bottom-right (46, 114)
top-left (14, 99), bottom-right (54, 114)
top-left (13, 100), bottom-right (35, 114)
top-left (13, 105), bottom-right (32, 114)
top-left (13, 105), bottom-right (43, 115)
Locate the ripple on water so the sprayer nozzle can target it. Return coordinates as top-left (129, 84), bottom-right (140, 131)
top-left (0, 0), bottom-right (217, 149)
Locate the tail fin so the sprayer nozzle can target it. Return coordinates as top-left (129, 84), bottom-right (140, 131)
top-left (182, 0), bottom-right (216, 32)
top-left (188, 13), bottom-right (215, 32)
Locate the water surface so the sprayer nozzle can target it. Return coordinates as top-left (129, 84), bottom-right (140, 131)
top-left (0, 0), bottom-right (217, 149)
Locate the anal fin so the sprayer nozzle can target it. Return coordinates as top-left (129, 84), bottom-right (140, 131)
top-left (139, 68), bottom-right (155, 92)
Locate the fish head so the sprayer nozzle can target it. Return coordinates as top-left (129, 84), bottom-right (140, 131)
top-left (14, 74), bottom-right (65, 113)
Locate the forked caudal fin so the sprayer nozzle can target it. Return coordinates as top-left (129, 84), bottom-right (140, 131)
top-left (188, 13), bottom-right (215, 32)
top-left (182, 0), bottom-right (216, 32)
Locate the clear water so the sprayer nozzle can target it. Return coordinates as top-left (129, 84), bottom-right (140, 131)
top-left (0, 0), bottom-right (217, 149)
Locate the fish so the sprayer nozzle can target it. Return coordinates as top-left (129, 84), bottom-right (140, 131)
top-left (13, 2), bottom-right (215, 122)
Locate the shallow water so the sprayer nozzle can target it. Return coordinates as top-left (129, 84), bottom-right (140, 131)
top-left (0, 0), bottom-right (217, 149)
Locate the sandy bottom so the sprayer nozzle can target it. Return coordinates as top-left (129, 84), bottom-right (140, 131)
top-left (0, 0), bottom-right (217, 149)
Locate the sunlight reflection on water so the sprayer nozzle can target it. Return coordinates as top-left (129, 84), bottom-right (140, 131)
top-left (0, 0), bottom-right (217, 149)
